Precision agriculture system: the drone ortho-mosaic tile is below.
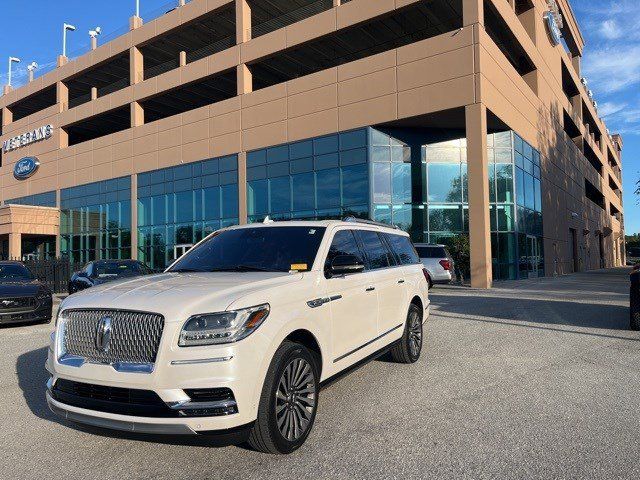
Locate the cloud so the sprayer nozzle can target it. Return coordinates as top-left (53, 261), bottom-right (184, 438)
top-left (599, 102), bottom-right (627, 118)
top-left (598, 19), bottom-right (623, 40)
top-left (581, 45), bottom-right (640, 94)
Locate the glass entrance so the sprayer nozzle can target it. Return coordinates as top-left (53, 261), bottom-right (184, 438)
top-left (527, 235), bottom-right (541, 278)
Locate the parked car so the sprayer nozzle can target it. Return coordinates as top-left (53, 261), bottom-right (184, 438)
top-left (631, 268), bottom-right (640, 331)
top-left (46, 220), bottom-right (429, 454)
top-left (68, 259), bottom-right (153, 294)
top-left (627, 247), bottom-right (640, 266)
top-left (0, 261), bottom-right (53, 325)
top-left (414, 243), bottom-right (454, 288)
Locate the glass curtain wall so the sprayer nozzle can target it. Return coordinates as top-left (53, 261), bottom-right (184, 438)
top-left (246, 129), bottom-right (369, 222)
top-left (5, 191), bottom-right (57, 207)
top-left (60, 177), bottom-right (131, 263)
top-left (137, 155), bottom-right (239, 270)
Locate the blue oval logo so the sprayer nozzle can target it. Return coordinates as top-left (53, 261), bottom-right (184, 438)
top-left (14, 157), bottom-right (40, 180)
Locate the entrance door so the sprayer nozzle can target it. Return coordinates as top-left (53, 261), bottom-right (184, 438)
top-left (173, 244), bottom-right (193, 260)
top-left (527, 236), bottom-right (541, 278)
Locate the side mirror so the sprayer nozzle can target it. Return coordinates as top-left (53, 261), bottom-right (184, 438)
top-left (330, 255), bottom-right (365, 276)
top-left (77, 271), bottom-right (89, 278)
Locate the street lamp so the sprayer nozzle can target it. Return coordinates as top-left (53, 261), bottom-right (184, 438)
top-left (27, 62), bottom-right (38, 82)
top-left (62, 23), bottom-right (76, 58)
top-left (7, 57), bottom-right (20, 87)
top-left (136, 0), bottom-right (140, 17)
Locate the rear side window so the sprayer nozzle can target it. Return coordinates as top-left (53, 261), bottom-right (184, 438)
top-left (357, 230), bottom-right (392, 270)
top-left (386, 234), bottom-right (420, 265)
top-left (415, 246), bottom-right (448, 259)
top-left (325, 230), bottom-right (365, 272)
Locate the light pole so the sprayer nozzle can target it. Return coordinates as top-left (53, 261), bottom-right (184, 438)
top-left (7, 57), bottom-right (20, 87)
top-left (62, 23), bottom-right (76, 58)
top-left (136, 0), bottom-right (140, 17)
top-left (27, 62), bottom-right (38, 82)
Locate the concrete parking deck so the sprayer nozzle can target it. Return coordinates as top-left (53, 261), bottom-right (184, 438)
top-left (0, 268), bottom-right (637, 479)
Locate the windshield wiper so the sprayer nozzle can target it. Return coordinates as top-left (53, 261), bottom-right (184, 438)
top-left (170, 268), bottom-right (208, 273)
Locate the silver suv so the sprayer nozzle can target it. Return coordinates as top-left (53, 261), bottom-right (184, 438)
top-left (414, 244), bottom-right (454, 288)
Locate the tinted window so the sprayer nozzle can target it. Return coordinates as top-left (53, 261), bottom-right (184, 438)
top-left (324, 230), bottom-right (364, 273)
top-left (415, 246), bottom-right (448, 259)
top-left (92, 261), bottom-right (145, 279)
top-left (357, 231), bottom-right (391, 270)
top-left (169, 227), bottom-right (326, 273)
top-left (0, 264), bottom-right (34, 281)
top-left (628, 248), bottom-right (640, 257)
top-left (386, 234), bottom-right (420, 265)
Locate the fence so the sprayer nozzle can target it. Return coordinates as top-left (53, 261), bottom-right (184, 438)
top-left (18, 258), bottom-right (84, 294)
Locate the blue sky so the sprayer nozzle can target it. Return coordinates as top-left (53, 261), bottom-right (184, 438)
top-left (0, 0), bottom-right (638, 232)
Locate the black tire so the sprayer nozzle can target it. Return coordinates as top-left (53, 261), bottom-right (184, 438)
top-left (426, 274), bottom-right (433, 290)
top-left (248, 341), bottom-right (320, 454)
top-left (389, 303), bottom-right (423, 364)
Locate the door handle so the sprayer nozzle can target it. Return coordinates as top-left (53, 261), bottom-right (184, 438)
top-left (398, 279), bottom-right (405, 284)
top-left (365, 286), bottom-right (375, 292)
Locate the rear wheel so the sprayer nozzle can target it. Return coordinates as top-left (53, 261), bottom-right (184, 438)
top-left (248, 341), bottom-right (319, 454)
top-left (389, 304), bottom-right (423, 364)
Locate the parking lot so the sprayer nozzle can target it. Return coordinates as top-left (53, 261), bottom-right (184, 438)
top-left (1, 268), bottom-right (637, 479)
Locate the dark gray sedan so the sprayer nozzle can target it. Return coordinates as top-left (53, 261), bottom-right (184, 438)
top-left (0, 261), bottom-right (53, 325)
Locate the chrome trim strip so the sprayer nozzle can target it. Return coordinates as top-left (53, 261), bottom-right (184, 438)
top-left (333, 323), bottom-right (404, 363)
top-left (170, 356), bottom-right (233, 366)
top-left (46, 393), bottom-right (196, 435)
top-left (167, 399), bottom-right (237, 411)
top-left (57, 354), bottom-right (154, 374)
top-left (307, 295), bottom-right (342, 308)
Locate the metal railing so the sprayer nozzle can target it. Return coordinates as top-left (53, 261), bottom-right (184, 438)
top-left (2, 258), bottom-right (84, 294)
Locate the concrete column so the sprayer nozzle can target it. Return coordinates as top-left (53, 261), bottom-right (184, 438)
top-left (2, 85), bottom-right (11, 96)
top-left (1, 106), bottom-right (12, 127)
top-left (465, 103), bottom-right (492, 289)
top-left (570, 94), bottom-right (582, 123)
top-left (8, 233), bottom-right (21, 260)
top-left (518, 8), bottom-right (537, 45)
top-left (237, 152), bottom-right (248, 225)
top-left (91, 87), bottom-right (98, 100)
top-left (57, 55), bottom-right (68, 67)
top-left (572, 55), bottom-right (581, 77)
top-left (131, 101), bottom-right (144, 127)
top-left (130, 46), bottom-right (144, 85)
top-left (236, 0), bottom-right (251, 44)
top-left (522, 70), bottom-right (540, 95)
top-left (237, 64), bottom-right (253, 95)
top-left (179, 51), bottom-right (187, 67)
top-left (333, 0), bottom-right (341, 6)
top-left (59, 128), bottom-right (69, 148)
top-left (130, 16), bottom-right (143, 31)
top-left (131, 174), bottom-right (138, 260)
top-left (57, 81), bottom-right (69, 111)
top-left (91, 36), bottom-right (98, 50)
top-left (463, 0), bottom-right (483, 26)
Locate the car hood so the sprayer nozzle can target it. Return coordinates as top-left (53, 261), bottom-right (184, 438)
top-left (60, 272), bottom-right (304, 322)
top-left (0, 280), bottom-right (43, 297)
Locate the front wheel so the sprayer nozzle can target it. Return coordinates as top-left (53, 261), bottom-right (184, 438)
top-left (389, 303), bottom-right (423, 364)
top-left (248, 341), bottom-right (320, 454)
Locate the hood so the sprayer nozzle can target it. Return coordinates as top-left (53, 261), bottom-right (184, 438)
top-left (0, 279), bottom-right (43, 297)
top-left (61, 271), bottom-right (304, 322)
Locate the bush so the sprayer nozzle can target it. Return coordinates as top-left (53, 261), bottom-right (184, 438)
top-left (445, 234), bottom-right (470, 283)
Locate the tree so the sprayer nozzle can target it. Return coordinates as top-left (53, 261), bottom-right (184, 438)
top-left (444, 234), bottom-right (470, 284)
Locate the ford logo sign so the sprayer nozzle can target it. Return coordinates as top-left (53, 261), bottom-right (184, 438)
top-left (13, 157), bottom-right (40, 180)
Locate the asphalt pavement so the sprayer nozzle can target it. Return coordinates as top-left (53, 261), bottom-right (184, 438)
top-left (0, 268), bottom-right (637, 480)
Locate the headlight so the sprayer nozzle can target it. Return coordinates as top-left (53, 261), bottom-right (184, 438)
top-left (179, 304), bottom-right (270, 347)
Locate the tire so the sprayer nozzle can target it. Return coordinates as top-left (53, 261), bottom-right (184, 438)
top-left (389, 303), bottom-right (423, 364)
top-left (248, 341), bottom-right (320, 454)
top-left (426, 273), bottom-right (433, 290)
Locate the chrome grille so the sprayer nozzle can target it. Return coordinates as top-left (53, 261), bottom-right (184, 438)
top-left (62, 310), bottom-right (164, 365)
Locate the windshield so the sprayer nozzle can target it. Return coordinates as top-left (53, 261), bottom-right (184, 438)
top-left (92, 261), bottom-right (145, 279)
top-left (415, 246), bottom-right (448, 259)
top-left (0, 264), bottom-right (34, 281)
top-left (168, 226), bottom-right (327, 273)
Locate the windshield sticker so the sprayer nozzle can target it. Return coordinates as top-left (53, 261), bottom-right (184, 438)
top-left (290, 264), bottom-right (308, 271)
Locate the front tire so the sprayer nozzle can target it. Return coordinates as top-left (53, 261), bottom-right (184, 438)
top-left (390, 303), bottom-right (423, 364)
top-left (248, 341), bottom-right (319, 454)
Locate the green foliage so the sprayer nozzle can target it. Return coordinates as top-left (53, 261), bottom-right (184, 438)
top-left (444, 234), bottom-right (470, 283)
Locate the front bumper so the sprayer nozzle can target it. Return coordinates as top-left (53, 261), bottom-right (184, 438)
top-left (0, 304), bottom-right (52, 325)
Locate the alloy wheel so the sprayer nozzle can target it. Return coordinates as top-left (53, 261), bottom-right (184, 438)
top-left (275, 358), bottom-right (316, 441)
top-left (408, 310), bottom-right (423, 358)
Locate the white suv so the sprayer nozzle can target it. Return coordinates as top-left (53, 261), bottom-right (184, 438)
top-left (46, 220), bottom-right (429, 454)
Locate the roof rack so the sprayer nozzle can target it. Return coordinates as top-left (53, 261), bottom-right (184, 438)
top-left (342, 217), bottom-right (400, 230)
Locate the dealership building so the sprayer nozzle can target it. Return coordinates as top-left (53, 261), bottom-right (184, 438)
top-left (0, 0), bottom-right (626, 287)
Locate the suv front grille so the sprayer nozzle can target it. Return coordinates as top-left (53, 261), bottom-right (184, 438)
top-left (62, 309), bottom-right (164, 365)
top-left (0, 296), bottom-right (36, 311)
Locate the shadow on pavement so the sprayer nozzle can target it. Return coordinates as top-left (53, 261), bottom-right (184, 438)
top-left (430, 293), bottom-right (634, 340)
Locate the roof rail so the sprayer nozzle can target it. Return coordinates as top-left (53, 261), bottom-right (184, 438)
top-left (342, 216), bottom-right (400, 230)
